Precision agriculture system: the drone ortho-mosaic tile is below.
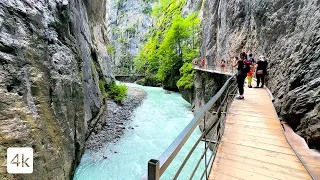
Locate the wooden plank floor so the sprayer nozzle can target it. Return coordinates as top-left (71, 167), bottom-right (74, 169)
top-left (208, 84), bottom-right (312, 180)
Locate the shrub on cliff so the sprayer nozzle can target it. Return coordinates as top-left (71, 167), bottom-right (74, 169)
top-left (142, 6), bottom-right (153, 14)
top-left (99, 80), bottom-right (128, 102)
top-left (136, 78), bottom-right (145, 85)
top-left (177, 62), bottom-right (194, 89)
top-left (108, 82), bottom-right (128, 102)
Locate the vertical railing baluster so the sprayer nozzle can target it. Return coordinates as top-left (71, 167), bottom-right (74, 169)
top-left (148, 159), bottom-right (160, 180)
top-left (204, 111), bottom-right (208, 180)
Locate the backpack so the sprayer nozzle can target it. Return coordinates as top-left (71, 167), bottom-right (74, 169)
top-left (248, 57), bottom-right (255, 63)
top-left (243, 60), bottom-right (251, 74)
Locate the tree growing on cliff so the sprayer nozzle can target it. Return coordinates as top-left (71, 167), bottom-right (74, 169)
top-left (156, 15), bottom-right (190, 82)
top-left (134, 6), bottom-right (200, 89)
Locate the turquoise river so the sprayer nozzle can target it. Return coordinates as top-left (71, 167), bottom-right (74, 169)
top-left (74, 82), bottom-right (209, 180)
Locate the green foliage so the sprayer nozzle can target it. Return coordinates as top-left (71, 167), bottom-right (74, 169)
top-left (136, 75), bottom-right (160, 87)
top-left (116, 0), bottom-right (127, 9)
top-left (145, 75), bottom-right (160, 86)
top-left (126, 26), bottom-right (136, 38)
top-left (118, 13), bottom-right (128, 19)
top-left (76, 50), bottom-right (81, 56)
top-left (134, 35), bottom-right (159, 74)
top-left (115, 67), bottom-right (131, 75)
top-left (106, 45), bottom-right (114, 53)
top-left (126, 27), bottom-right (135, 32)
top-left (92, 40), bottom-right (97, 46)
top-left (99, 79), bottom-right (107, 98)
top-left (119, 38), bottom-right (129, 46)
top-left (136, 78), bottom-right (145, 85)
top-left (129, 74), bottom-right (136, 81)
top-left (156, 15), bottom-right (191, 82)
top-left (134, 0), bottom-right (187, 74)
top-left (134, 3), bottom-right (201, 89)
top-left (99, 80), bottom-right (128, 102)
top-left (91, 63), bottom-right (96, 77)
top-left (112, 26), bottom-right (121, 36)
top-left (78, 71), bottom-right (83, 80)
top-left (142, 6), bottom-right (153, 14)
top-left (177, 62), bottom-right (194, 89)
top-left (152, 0), bottom-right (173, 17)
top-left (143, 0), bottom-right (157, 3)
top-left (107, 81), bottom-right (128, 102)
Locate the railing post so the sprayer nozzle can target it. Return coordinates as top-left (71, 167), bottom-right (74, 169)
top-left (148, 159), bottom-right (160, 180)
top-left (203, 112), bottom-right (208, 179)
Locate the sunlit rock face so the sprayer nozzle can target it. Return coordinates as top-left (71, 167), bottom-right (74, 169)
top-left (0, 0), bottom-right (112, 179)
top-left (200, 0), bottom-right (320, 148)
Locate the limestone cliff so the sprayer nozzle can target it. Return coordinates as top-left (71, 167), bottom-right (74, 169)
top-left (200, 0), bottom-right (320, 148)
top-left (0, 0), bottom-right (112, 179)
top-left (106, 0), bottom-right (154, 75)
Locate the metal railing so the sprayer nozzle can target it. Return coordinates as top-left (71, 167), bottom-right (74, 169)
top-left (141, 74), bottom-right (237, 180)
top-left (192, 63), bottom-right (236, 76)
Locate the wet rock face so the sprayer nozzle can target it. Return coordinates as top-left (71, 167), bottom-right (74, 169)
top-left (0, 0), bottom-right (111, 179)
top-left (192, 71), bottom-right (229, 114)
top-left (201, 0), bottom-right (320, 148)
top-left (181, 0), bottom-right (203, 17)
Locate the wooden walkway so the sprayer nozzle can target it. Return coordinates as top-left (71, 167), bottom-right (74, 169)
top-left (209, 83), bottom-right (313, 180)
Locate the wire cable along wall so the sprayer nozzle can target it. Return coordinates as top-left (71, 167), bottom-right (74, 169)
top-left (141, 75), bottom-right (237, 180)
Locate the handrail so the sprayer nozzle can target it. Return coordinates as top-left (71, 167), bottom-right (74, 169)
top-left (192, 63), bottom-right (235, 76)
top-left (266, 86), bottom-right (316, 180)
top-left (141, 72), bottom-right (236, 180)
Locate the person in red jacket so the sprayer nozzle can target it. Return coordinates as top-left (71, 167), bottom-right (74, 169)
top-left (247, 64), bottom-right (254, 88)
top-left (201, 59), bottom-right (205, 67)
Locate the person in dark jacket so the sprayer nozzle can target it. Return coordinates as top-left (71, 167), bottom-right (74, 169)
top-left (254, 55), bottom-right (268, 88)
top-left (232, 52), bottom-right (247, 100)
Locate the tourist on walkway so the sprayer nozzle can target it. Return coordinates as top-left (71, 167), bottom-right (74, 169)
top-left (247, 64), bottom-right (254, 88)
top-left (232, 57), bottom-right (239, 74)
top-left (220, 59), bottom-right (226, 73)
top-left (193, 58), bottom-right (198, 66)
top-left (255, 55), bottom-right (268, 88)
top-left (201, 59), bottom-right (205, 68)
top-left (233, 52), bottom-right (248, 100)
top-left (248, 53), bottom-right (255, 63)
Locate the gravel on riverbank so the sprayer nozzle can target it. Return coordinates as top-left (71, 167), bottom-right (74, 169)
top-left (86, 87), bottom-right (147, 152)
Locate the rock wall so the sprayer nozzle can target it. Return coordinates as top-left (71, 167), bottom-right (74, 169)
top-left (0, 0), bottom-right (112, 179)
top-left (181, 0), bottom-right (203, 17)
top-left (201, 0), bottom-right (320, 148)
top-left (106, 0), bottom-right (154, 74)
top-left (190, 70), bottom-right (229, 113)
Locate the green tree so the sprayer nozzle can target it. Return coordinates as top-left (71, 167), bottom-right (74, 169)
top-left (156, 15), bottom-right (190, 82)
top-left (177, 62), bottom-right (194, 89)
top-left (134, 0), bottom-right (201, 89)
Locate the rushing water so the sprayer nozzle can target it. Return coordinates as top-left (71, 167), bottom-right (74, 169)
top-left (74, 83), bottom-right (210, 180)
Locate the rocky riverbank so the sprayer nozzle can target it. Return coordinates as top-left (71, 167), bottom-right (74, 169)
top-left (86, 87), bottom-right (147, 151)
